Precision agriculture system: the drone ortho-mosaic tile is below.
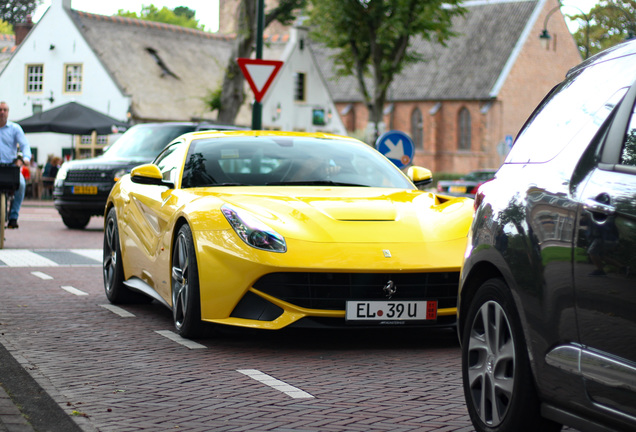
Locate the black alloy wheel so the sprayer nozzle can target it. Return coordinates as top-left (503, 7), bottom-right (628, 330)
top-left (103, 207), bottom-right (149, 304)
top-left (171, 224), bottom-right (203, 338)
top-left (461, 278), bottom-right (561, 432)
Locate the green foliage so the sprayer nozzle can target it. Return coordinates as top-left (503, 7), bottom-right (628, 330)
top-left (306, 0), bottom-right (465, 135)
top-left (204, 87), bottom-right (223, 112)
top-left (0, 18), bottom-right (13, 34)
top-left (173, 6), bottom-right (195, 21)
top-left (308, 0), bottom-right (464, 78)
top-left (571, 0), bottom-right (636, 58)
top-left (116, 4), bottom-right (204, 30)
top-left (0, 0), bottom-right (39, 25)
top-left (265, 0), bottom-right (307, 27)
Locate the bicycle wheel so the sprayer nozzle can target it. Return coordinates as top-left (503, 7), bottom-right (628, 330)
top-left (0, 192), bottom-right (6, 249)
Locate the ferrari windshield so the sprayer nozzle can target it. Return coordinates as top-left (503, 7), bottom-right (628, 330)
top-left (180, 135), bottom-right (414, 189)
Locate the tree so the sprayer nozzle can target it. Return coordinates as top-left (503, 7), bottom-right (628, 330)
top-left (214, 0), bottom-right (306, 125)
top-left (0, 19), bottom-right (13, 34)
top-left (116, 4), bottom-right (203, 30)
top-left (0, 0), bottom-right (40, 26)
top-left (571, 0), bottom-right (636, 59)
top-left (307, 0), bottom-right (465, 142)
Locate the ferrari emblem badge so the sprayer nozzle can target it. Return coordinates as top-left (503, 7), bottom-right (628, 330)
top-left (383, 280), bottom-right (397, 299)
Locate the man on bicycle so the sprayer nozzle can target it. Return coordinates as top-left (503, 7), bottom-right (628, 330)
top-left (0, 101), bottom-right (32, 229)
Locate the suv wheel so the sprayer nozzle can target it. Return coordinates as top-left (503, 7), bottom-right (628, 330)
top-left (61, 213), bottom-right (91, 229)
top-left (461, 278), bottom-right (561, 432)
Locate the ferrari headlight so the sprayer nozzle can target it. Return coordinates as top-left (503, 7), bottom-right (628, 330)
top-left (221, 204), bottom-right (287, 253)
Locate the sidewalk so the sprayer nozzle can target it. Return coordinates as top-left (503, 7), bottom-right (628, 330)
top-left (22, 198), bottom-right (55, 208)
top-left (0, 340), bottom-right (83, 432)
top-left (0, 386), bottom-right (35, 432)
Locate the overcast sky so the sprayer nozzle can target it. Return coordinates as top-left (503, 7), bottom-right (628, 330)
top-left (33, 0), bottom-right (602, 34)
top-left (33, 0), bottom-right (220, 32)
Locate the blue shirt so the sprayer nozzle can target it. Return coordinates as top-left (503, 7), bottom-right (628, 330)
top-left (0, 121), bottom-right (31, 163)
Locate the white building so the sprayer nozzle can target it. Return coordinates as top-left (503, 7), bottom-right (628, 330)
top-left (0, 0), bottom-right (345, 164)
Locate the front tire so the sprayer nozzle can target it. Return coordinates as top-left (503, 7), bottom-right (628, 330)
top-left (461, 278), bottom-right (561, 432)
top-left (61, 212), bottom-right (91, 229)
top-left (171, 224), bottom-right (203, 338)
top-left (103, 207), bottom-right (149, 304)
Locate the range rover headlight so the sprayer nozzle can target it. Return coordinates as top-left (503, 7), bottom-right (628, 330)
top-left (221, 204), bottom-right (286, 253)
top-left (55, 164), bottom-right (68, 181)
top-left (54, 164), bottom-right (69, 187)
top-left (113, 168), bottom-right (128, 182)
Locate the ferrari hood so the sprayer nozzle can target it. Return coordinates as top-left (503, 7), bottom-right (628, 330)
top-left (194, 187), bottom-right (473, 244)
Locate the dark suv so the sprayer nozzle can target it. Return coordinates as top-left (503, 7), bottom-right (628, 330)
top-left (458, 40), bottom-right (636, 432)
top-left (53, 122), bottom-right (242, 228)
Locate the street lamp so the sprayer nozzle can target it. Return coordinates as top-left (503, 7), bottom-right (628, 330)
top-left (539, 2), bottom-right (590, 59)
top-left (541, 1), bottom-right (636, 59)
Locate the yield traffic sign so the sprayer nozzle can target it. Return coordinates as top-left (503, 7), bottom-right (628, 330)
top-left (237, 58), bottom-right (283, 103)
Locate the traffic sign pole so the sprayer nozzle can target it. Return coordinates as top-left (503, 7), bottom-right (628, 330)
top-left (253, 0), bottom-right (265, 130)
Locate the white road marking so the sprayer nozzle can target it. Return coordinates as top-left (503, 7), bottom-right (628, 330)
top-left (237, 369), bottom-right (314, 399)
top-left (0, 250), bottom-right (58, 267)
top-left (31, 271), bottom-right (53, 280)
top-left (100, 304), bottom-right (135, 317)
top-left (155, 330), bottom-right (207, 349)
top-left (60, 286), bottom-right (89, 296)
top-left (71, 249), bottom-right (103, 262)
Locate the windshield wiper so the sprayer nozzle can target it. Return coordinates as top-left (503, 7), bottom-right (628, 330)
top-left (266, 180), bottom-right (369, 187)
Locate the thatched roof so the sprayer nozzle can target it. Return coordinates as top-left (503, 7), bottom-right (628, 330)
top-left (70, 11), bottom-right (236, 122)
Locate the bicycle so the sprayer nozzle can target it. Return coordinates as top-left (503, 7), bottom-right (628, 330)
top-left (0, 163), bottom-right (20, 249)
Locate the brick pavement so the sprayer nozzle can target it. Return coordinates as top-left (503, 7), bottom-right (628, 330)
top-left (0, 200), bottom-right (581, 432)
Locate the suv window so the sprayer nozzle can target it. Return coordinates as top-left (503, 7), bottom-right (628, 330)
top-left (621, 102), bottom-right (636, 167)
top-left (508, 55), bottom-right (636, 164)
top-left (103, 125), bottom-right (195, 160)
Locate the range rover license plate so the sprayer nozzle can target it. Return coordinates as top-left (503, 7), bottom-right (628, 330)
top-left (345, 300), bottom-right (437, 321)
top-left (73, 185), bottom-right (98, 195)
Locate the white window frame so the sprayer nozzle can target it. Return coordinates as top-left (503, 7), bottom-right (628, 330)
top-left (26, 64), bottom-right (44, 93)
top-left (64, 64), bottom-right (83, 93)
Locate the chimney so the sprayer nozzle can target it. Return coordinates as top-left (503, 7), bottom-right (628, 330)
top-left (14, 15), bottom-right (34, 46)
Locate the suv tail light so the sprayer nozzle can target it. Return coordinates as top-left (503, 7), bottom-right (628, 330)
top-left (473, 180), bottom-right (493, 210)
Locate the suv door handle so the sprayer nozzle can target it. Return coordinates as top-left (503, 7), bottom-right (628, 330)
top-left (583, 195), bottom-right (615, 224)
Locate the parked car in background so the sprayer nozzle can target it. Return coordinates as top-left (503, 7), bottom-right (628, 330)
top-left (458, 40), bottom-right (636, 432)
top-left (53, 122), bottom-right (244, 229)
top-left (103, 130), bottom-right (475, 338)
top-left (436, 169), bottom-right (497, 197)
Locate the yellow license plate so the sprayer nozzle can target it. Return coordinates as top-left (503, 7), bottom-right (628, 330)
top-left (73, 185), bottom-right (98, 195)
top-left (449, 185), bottom-right (467, 193)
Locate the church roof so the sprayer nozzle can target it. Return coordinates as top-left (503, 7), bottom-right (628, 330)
top-left (310, 0), bottom-right (539, 102)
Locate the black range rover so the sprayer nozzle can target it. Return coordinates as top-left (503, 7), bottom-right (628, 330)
top-left (53, 122), bottom-right (242, 229)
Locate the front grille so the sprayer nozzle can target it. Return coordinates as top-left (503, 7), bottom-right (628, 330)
top-left (254, 272), bottom-right (459, 310)
top-left (66, 169), bottom-right (113, 183)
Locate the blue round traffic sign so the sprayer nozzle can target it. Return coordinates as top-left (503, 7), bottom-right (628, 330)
top-left (375, 130), bottom-right (415, 169)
